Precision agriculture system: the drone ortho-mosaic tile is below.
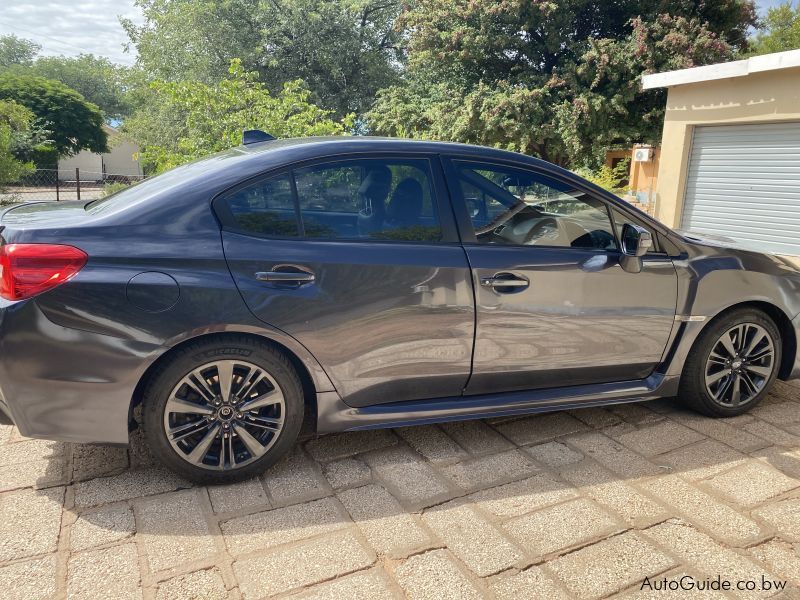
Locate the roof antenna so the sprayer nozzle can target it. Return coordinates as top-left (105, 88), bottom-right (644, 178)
top-left (242, 129), bottom-right (276, 145)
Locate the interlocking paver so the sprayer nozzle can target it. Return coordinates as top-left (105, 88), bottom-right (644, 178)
top-left (221, 496), bottom-right (347, 556)
top-left (752, 498), bottom-right (800, 541)
top-left (323, 457), bottom-right (371, 489)
top-left (233, 531), bottom-right (374, 598)
top-left (524, 441), bottom-right (583, 468)
top-left (1, 384), bottom-right (799, 599)
top-left (548, 532), bottom-right (675, 599)
top-left (705, 461), bottom-right (799, 507)
top-left (305, 429), bottom-right (397, 462)
top-left (503, 498), bottom-right (621, 559)
top-left (262, 447), bottom-right (331, 505)
top-left (135, 489), bottom-right (217, 573)
top-left (641, 475), bottom-right (767, 546)
top-left (67, 543), bottom-right (141, 600)
top-left (488, 566), bottom-right (570, 600)
top-left (155, 568), bottom-right (229, 600)
top-left (468, 472), bottom-right (579, 518)
top-left (394, 549), bottom-right (483, 600)
top-left (441, 449), bottom-right (535, 491)
top-left (0, 555), bottom-right (58, 600)
top-left (288, 568), bottom-right (399, 599)
top-left (492, 412), bottom-right (587, 446)
top-left (423, 500), bottom-right (524, 576)
top-left (0, 486), bottom-right (63, 562)
top-left (363, 445), bottom-right (452, 510)
top-left (71, 504), bottom-right (135, 551)
top-left (659, 439), bottom-right (747, 480)
top-left (613, 420), bottom-right (704, 456)
top-left (338, 484), bottom-right (433, 559)
top-left (560, 460), bottom-right (669, 527)
top-left (207, 478), bottom-right (269, 514)
top-left (396, 425), bottom-right (468, 465)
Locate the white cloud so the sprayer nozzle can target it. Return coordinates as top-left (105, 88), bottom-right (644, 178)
top-left (0, 0), bottom-right (144, 65)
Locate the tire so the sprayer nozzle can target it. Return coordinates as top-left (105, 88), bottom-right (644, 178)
top-left (679, 308), bottom-right (781, 417)
top-left (142, 336), bottom-right (304, 484)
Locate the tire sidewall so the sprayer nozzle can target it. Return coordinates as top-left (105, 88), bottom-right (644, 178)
top-left (142, 340), bottom-right (304, 484)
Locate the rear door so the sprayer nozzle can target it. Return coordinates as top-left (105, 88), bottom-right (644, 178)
top-left (443, 157), bottom-right (678, 395)
top-left (217, 154), bottom-right (474, 407)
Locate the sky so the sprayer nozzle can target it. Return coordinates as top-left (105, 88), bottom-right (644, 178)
top-left (0, 0), bottom-right (794, 67)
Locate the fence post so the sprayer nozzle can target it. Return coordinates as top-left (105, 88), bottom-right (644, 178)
top-left (75, 168), bottom-right (81, 201)
top-left (55, 173), bottom-right (60, 202)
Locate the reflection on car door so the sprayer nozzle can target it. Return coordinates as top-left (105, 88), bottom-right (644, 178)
top-left (217, 154), bottom-right (474, 407)
top-left (443, 157), bottom-right (678, 395)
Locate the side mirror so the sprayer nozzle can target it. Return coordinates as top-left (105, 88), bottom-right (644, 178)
top-left (621, 223), bottom-right (652, 257)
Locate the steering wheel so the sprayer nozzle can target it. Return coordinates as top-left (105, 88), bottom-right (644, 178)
top-left (522, 217), bottom-right (560, 245)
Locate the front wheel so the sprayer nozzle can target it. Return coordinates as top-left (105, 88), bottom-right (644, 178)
top-left (142, 336), bottom-right (304, 484)
top-left (679, 308), bottom-right (781, 417)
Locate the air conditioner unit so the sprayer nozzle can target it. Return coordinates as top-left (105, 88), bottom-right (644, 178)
top-left (633, 147), bottom-right (653, 162)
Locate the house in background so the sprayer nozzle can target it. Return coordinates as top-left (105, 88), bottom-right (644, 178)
top-left (58, 125), bottom-right (143, 182)
top-left (643, 48), bottom-right (800, 256)
top-left (605, 145), bottom-right (661, 215)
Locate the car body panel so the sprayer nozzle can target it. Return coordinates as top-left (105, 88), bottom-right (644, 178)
top-left (0, 137), bottom-right (798, 445)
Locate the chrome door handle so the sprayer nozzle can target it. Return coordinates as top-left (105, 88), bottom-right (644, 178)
top-left (255, 270), bottom-right (315, 283)
top-left (480, 273), bottom-right (529, 291)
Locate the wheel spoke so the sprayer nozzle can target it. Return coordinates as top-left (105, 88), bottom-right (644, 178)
top-left (740, 371), bottom-right (759, 396)
top-left (714, 375), bottom-right (734, 402)
top-left (216, 361), bottom-right (235, 401)
top-left (706, 369), bottom-right (730, 386)
top-left (707, 351), bottom-right (728, 366)
top-left (168, 419), bottom-right (211, 441)
top-left (718, 333), bottom-right (737, 358)
top-left (186, 370), bottom-right (216, 402)
top-left (166, 397), bottom-right (214, 416)
top-left (744, 364), bottom-right (772, 378)
top-left (730, 375), bottom-right (742, 406)
top-left (187, 424), bottom-right (219, 464)
top-left (234, 424), bottom-right (267, 459)
top-left (744, 329), bottom-right (766, 357)
top-left (239, 388), bottom-right (284, 412)
top-left (237, 367), bottom-right (264, 401)
top-left (246, 415), bottom-right (283, 431)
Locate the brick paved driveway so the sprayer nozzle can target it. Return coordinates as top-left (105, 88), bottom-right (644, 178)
top-left (2, 382), bottom-right (800, 599)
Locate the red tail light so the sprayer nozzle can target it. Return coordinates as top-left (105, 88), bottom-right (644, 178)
top-left (0, 244), bottom-right (88, 301)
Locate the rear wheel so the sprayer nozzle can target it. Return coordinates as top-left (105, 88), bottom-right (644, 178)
top-left (142, 336), bottom-right (304, 484)
top-left (679, 308), bottom-right (781, 417)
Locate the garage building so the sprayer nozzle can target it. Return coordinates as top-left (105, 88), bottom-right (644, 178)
top-left (643, 49), bottom-right (800, 256)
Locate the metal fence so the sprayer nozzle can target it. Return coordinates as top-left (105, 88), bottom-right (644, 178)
top-left (1, 168), bottom-right (146, 204)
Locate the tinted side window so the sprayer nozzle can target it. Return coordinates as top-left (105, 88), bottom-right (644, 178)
top-left (455, 161), bottom-right (617, 250)
top-left (293, 159), bottom-right (442, 242)
top-left (223, 173), bottom-right (299, 237)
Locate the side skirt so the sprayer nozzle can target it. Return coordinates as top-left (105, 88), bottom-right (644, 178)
top-left (316, 373), bottom-right (679, 434)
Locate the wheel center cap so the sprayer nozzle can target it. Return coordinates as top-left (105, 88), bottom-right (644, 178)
top-left (731, 359), bottom-right (743, 370)
top-left (218, 406), bottom-right (234, 420)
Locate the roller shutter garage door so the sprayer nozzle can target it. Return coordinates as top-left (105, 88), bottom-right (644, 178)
top-left (681, 122), bottom-right (800, 255)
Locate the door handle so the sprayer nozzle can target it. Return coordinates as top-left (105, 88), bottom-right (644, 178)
top-left (255, 270), bottom-right (315, 284)
top-left (480, 273), bottom-right (529, 292)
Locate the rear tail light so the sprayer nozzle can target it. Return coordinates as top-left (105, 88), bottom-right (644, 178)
top-left (0, 244), bottom-right (88, 301)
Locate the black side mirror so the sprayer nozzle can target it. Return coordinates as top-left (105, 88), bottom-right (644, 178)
top-left (620, 223), bottom-right (653, 273)
top-left (621, 223), bottom-right (653, 257)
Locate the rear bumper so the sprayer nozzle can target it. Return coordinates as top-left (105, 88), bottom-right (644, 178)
top-left (0, 298), bottom-right (163, 444)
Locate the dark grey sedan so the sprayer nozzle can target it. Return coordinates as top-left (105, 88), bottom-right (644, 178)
top-left (1, 135), bottom-right (799, 483)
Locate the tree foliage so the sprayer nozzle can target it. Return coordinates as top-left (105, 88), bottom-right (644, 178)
top-left (123, 60), bottom-right (352, 172)
top-left (123, 0), bottom-right (403, 119)
top-left (0, 100), bottom-right (51, 193)
top-left (368, 0), bottom-right (756, 167)
top-left (0, 35), bottom-right (41, 68)
top-left (749, 2), bottom-right (800, 55)
top-left (0, 74), bottom-right (107, 156)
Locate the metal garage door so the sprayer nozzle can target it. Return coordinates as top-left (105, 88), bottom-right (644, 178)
top-left (682, 122), bottom-right (800, 255)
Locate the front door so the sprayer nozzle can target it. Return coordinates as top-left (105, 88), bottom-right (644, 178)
top-left (443, 158), bottom-right (678, 395)
top-left (218, 155), bottom-right (474, 407)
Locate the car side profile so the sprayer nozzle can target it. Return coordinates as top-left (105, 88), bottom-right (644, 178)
top-left (1, 135), bottom-right (799, 483)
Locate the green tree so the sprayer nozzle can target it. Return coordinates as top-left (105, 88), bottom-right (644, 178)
top-left (122, 0), bottom-right (402, 119)
top-left (368, 0), bottom-right (756, 167)
top-left (0, 74), bottom-right (107, 156)
top-left (749, 2), bottom-right (800, 55)
top-left (0, 35), bottom-right (41, 68)
top-left (0, 100), bottom-right (51, 198)
top-left (124, 60), bottom-right (352, 172)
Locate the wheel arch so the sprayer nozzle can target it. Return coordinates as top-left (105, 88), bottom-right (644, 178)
top-left (129, 331), bottom-right (321, 431)
top-left (699, 300), bottom-right (796, 380)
